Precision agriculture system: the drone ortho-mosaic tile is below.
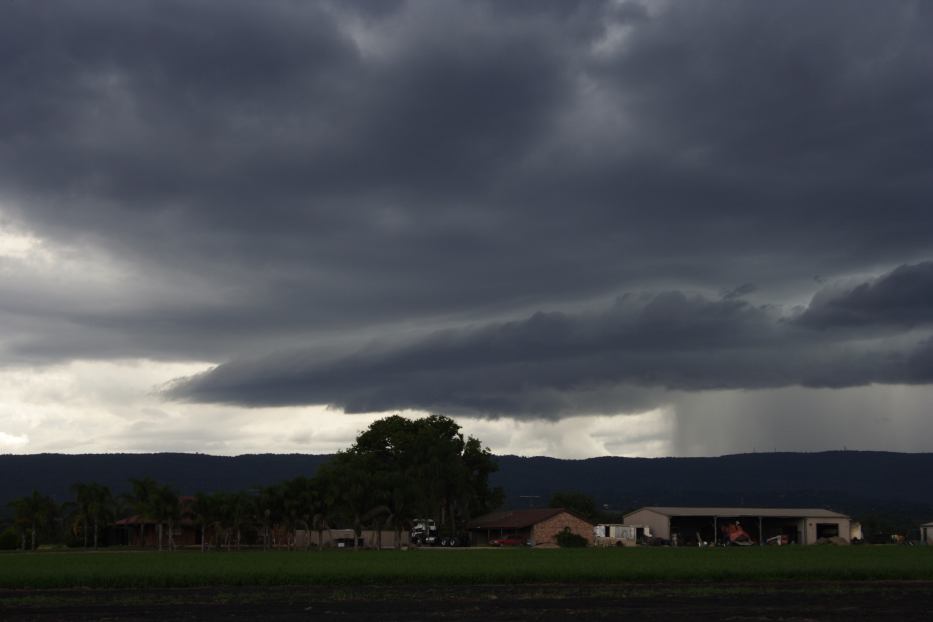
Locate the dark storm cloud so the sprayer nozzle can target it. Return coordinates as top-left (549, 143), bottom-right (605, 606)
top-left (2, 1), bottom-right (933, 417)
top-left (797, 262), bottom-right (933, 330)
top-left (167, 263), bottom-right (933, 416)
top-left (722, 283), bottom-right (758, 300)
top-left (0, 0), bottom-right (592, 359)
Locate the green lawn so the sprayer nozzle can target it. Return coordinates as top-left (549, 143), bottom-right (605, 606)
top-left (2, 546), bottom-right (933, 588)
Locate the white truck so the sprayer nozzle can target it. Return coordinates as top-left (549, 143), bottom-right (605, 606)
top-left (410, 518), bottom-right (438, 546)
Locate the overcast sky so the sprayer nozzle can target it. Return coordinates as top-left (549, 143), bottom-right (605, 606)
top-left (2, 0), bottom-right (933, 458)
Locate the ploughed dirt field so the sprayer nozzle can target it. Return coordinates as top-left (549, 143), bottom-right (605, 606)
top-left (4, 581), bottom-right (933, 621)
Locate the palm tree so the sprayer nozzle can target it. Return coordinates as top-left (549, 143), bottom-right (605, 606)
top-left (308, 475), bottom-right (333, 550)
top-left (135, 483), bottom-right (180, 552)
top-left (73, 482), bottom-right (114, 549)
top-left (127, 477), bottom-right (159, 548)
top-left (384, 469), bottom-right (419, 549)
top-left (323, 452), bottom-right (378, 549)
top-left (291, 477), bottom-right (322, 551)
top-left (216, 491), bottom-right (250, 550)
top-left (10, 491), bottom-right (56, 551)
top-left (253, 485), bottom-right (283, 550)
top-left (191, 492), bottom-right (219, 552)
top-left (282, 477), bottom-right (316, 550)
top-left (71, 483), bottom-right (93, 548)
top-left (151, 485), bottom-right (180, 551)
top-left (364, 504), bottom-right (391, 550)
top-left (149, 485), bottom-right (181, 551)
top-left (87, 483), bottom-right (114, 549)
top-left (358, 465), bottom-right (396, 550)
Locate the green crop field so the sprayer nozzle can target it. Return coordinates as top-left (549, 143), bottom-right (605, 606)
top-left (2, 547), bottom-right (933, 589)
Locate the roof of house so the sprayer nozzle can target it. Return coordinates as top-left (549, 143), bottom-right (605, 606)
top-left (624, 506), bottom-right (850, 519)
top-left (467, 507), bottom-right (592, 529)
top-left (114, 514), bottom-right (158, 526)
top-left (114, 497), bottom-right (198, 526)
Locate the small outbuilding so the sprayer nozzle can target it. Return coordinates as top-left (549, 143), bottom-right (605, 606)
top-left (593, 523), bottom-right (654, 546)
top-left (623, 506), bottom-right (853, 545)
top-left (467, 507), bottom-right (594, 547)
top-left (922, 522), bottom-right (933, 545)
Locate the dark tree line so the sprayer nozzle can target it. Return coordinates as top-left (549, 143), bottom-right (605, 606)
top-left (2, 415), bottom-right (502, 551)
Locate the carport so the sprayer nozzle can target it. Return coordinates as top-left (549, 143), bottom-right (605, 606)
top-left (623, 507), bottom-right (852, 545)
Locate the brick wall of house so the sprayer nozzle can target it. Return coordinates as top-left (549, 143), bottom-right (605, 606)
top-left (531, 512), bottom-right (595, 547)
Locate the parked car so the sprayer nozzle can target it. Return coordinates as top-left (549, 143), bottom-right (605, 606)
top-left (489, 536), bottom-right (525, 547)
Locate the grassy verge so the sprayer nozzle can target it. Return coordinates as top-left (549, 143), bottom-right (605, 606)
top-left (1, 546), bottom-right (932, 589)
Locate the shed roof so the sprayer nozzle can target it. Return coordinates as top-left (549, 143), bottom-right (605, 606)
top-left (467, 507), bottom-right (591, 529)
top-left (625, 507), bottom-right (850, 519)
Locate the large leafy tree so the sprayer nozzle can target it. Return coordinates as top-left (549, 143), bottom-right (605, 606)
top-left (348, 414), bottom-right (502, 543)
top-left (461, 436), bottom-right (504, 523)
top-left (410, 415), bottom-right (467, 534)
top-left (316, 451), bottom-right (378, 549)
top-left (351, 415), bottom-right (421, 548)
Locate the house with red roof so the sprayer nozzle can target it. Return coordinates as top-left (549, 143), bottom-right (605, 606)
top-left (467, 507), bottom-right (594, 547)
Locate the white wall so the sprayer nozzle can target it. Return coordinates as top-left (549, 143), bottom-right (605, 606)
top-left (622, 509), bottom-right (670, 540)
top-left (804, 518), bottom-right (850, 544)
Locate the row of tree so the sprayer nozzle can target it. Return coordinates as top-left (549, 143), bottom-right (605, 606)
top-left (4, 415), bottom-right (503, 551)
top-left (5, 482), bottom-right (116, 551)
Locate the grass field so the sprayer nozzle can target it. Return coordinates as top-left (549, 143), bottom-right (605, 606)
top-left (2, 546), bottom-right (933, 588)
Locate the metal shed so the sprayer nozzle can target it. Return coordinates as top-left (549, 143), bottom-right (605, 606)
top-left (623, 506), bottom-right (853, 545)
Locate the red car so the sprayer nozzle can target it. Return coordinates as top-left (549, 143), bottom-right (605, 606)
top-left (489, 536), bottom-right (525, 547)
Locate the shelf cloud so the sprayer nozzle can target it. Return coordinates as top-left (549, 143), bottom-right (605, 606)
top-left (168, 264), bottom-right (933, 417)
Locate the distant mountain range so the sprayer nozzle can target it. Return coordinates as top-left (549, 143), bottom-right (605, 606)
top-left (2, 451), bottom-right (932, 528)
top-left (490, 452), bottom-right (933, 529)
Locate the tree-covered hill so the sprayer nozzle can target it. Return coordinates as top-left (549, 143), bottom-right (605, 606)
top-left (0, 453), bottom-right (333, 512)
top-left (3, 450), bottom-right (933, 527)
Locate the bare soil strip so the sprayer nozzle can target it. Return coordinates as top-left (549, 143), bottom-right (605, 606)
top-left (3, 581), bottom-right (933, 621)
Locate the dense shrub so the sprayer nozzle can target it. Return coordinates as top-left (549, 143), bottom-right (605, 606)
top-left (0, 528), bottom-right (19, 550)
top-left (555, 527), bottom-right (588, 548)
